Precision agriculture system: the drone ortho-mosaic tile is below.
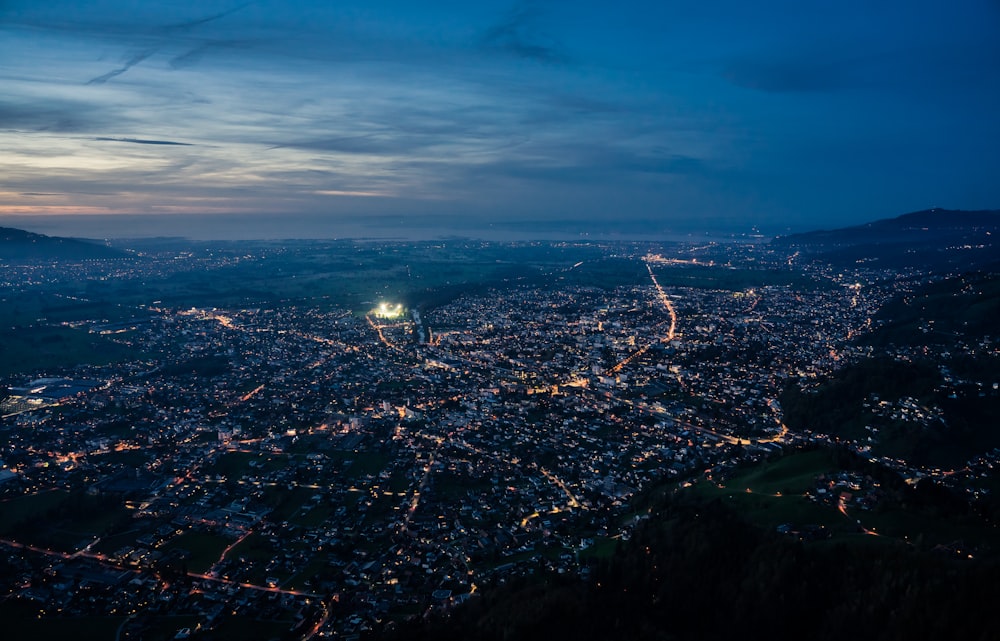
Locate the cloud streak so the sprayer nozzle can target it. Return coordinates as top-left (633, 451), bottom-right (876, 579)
top-left (87, 49), bottom-right (157, 84)
top-left (481, 4), bottom-right (568, 63)
top-left (95, 137), bottom-right (194, 146)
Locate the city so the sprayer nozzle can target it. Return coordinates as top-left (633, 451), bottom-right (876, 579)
top-left (4, 1), bottom-right (999, 637)
top-left (3, 234), bottom-right (997, 639)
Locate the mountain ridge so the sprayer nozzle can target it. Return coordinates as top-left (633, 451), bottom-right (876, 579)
top-left (772, 208), bottom-right (1000, 271)
top-left (0, 226), bottom-right (125, 260)
top-left (775, 208), bottom-right (1000, 246)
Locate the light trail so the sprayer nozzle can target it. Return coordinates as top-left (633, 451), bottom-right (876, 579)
top-left (538, 466), bottom-right (581, 509)
top-left (603, 258), bottom-right (680, 377)
top-left (597, 390), bottom-right (743, 445)
top-left (644, 259), bottom-right (677, 341)
top-left (301, 599), bottom-right (332, 640)
top-left (188, 572), bottom-right (322, 598)
top-left (758, 399), bottom-right (790, 444)
top-left (289, 328), bottom-right (350, 349)
top-left (366, 314), bottom-right (402, 352)
top-left (71, 536), bottom-right (102, 558)
top-left (214, 528), bottom-right (254, 567)
top-left (607, 343), bottom-right (654, 375)
top-left (240, 384), bottom-right (265, 402)
top-left (402, 435), bottom-right (447, 530)
top-left (836, 494), bottom-right (880, 537)
top-left (520, 506), bottom-right (566, 528)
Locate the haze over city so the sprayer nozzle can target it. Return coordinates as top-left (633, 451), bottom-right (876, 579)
top-left (3, 1), bottom-right (1000, 239)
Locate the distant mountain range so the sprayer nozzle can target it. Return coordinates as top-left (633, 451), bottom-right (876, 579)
top-left (773, 208), bottom-right (1000, 270)
top-left (777, 208), bottom-right (1000, 245)
top-left (0, 226), bottom-right (125, 260)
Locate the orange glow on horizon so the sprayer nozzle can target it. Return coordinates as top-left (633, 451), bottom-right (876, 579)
top-left (0, 205), bottom-right (116, 215)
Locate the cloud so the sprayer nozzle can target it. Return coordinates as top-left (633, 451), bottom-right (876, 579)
top-left (270, 135), bottom-right (415, 155)
top-left (87, 49), bottom-right (157, 85)
top-left (94, 137), bottom-right (194, 146)
top-left (481, 4), bottom-right (568, 63)
top-left (162, 2), bottom-right (251, 33)
top-left (169, 44), bottom-right (212, 69)
top-left (427, 141), bottom-right (717, 191)
top-left (313, 189), bottom-right (385, 198)
top-left (0, 99), bottom-right (109, 133)
top-left (76, 4), bottom-right (251, 82)
top-left (3, 0), bottom-right (997, 230)
top-left (722, 53), bottom-right (858, 93)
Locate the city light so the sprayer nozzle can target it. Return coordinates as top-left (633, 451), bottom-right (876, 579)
top-left (374, 302), bottom-right (405, 319)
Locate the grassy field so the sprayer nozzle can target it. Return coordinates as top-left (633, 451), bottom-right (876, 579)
top-left (0, 290), bottom-right (148, 326)
top-left (210, 615), bottom-right (297, 641)
top-left (85, 241), bottom-right (595, 314)
top-left (0, 490), bottom-right (70, 536)
top-left (650, 264), bottom-right (826, 291)
top-left (689, 449), bottom-right (1000, 554)
top-left (161, 531), bottom-right (235, 573)
top-left (0, 602), bottom-right (125, 641)
top-left (690, 452), bottom-right (847, 533)
top-left (578, 536), bottom-right (619, 561)
top-left (40, 506), bottom-right (131, 552)
top-left (0, 325), bottom-right (136, 377)
top-left (721, 449), bottom-right (834, 495)
top-left (206, 451), bottom-right (289, 479)
top-left (338, 450), bottom-right (393, 478)
top-left (267, 486), bottom-right (322, 522)
top-left (292, 502), bottom-right (335, 528)
top-left (134, 615), bottom-right (205, 641)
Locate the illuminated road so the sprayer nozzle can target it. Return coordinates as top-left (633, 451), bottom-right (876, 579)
top-left (588, 388), bottom-right (766, 447)
top-left (604, 258), bottom-right (679, 378)
top-left (0, 538), bottom-right (322, 600)
top-left (644, 259), bottom-right (677, 340)
top-left (518, 466), bottom-right (584, 527)
top-left (301, 599), bottom-right (332, 641)
top-left (606, 319), bottom-right (674, 376)
top-left (757, 399), bottom-right (790, 444)
top-left (240, 384), bottom-right (265, 402)
top-left (187, 572), bottom-right (321, 598)
top-left (366, 314), bottom-right (403, 351)
top-left (213, 528), bottom-right (254, 569)
top-left (836, 494), bottom-right (880, 537)
top-left (402, 434), bottom-right (447, 530)
top-left (604, 259), bottom-right (789, 447)
top-left (537, 465), bottom-right (581, 509)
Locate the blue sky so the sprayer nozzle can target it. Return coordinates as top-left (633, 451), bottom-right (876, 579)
top-left (2, 1), bottom-right (999, 238)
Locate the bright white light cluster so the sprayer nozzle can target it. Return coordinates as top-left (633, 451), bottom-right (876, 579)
top-left (374, 302), bottom-right (405, 319)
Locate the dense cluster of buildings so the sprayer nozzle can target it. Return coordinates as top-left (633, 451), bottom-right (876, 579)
top-left (0, 241), bottom-right (990, 638)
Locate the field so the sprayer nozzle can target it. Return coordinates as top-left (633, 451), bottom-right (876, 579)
top-left (0, 490), bottom-right (131, 551)
top-left (0, 325), bottom-right (137, 377)
top-left (689, 449), bottom-right (1000, 554)
top-left (162, 531), bottom-right (235, 574)
top-left (650, 263), bottom-right (826, 291)
top-left (0, 602), bottom-right (125, 641)
top-left (0, 490), bottom-right (70, 536)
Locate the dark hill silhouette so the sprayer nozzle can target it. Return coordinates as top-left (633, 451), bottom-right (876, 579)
top-left (773, 208), bottom-right (1000, 270)
top-left (0, 226), bottom-right (125, 260)
top-left (775, 208), bottom-right (1000, 246)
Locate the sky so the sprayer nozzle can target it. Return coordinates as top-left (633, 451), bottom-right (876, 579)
top-left (2, 0), bottom-right (999, 239)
